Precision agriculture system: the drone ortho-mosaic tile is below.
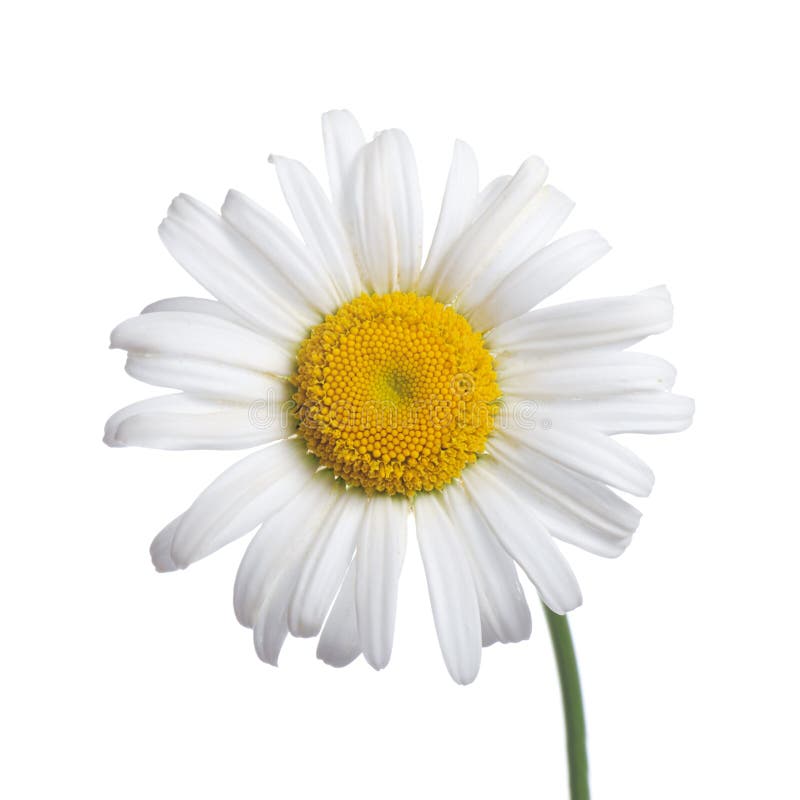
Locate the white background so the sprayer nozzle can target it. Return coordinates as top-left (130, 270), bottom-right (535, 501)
top-left (2, 2), bottom-right (798, 798)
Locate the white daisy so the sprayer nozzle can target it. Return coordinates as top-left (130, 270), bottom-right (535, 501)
top-left (105, 110), bottom-right (693, 684)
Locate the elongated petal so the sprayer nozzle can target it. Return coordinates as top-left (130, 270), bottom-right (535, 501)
top-left (110, 311), bottom-right (294, 377)
top-left (493, 423), bottom-right (640, 535)
top-left (270, 155), bottom-right (362, 300)
top-left (418, 140), bottom-right (479, 294)
top-left (443, 483), bottom-right (532, 646)
top-left (159, 195), bottom-right (313, 339)
top-left (221, 189), bottom-right (341, 313)
top-left (356, 495), bottom-right (408, 670)
top-left (471, 230), bottom-right (611, 331)
top-left (500, 420), bottom-right (654, 497)
top-left (104, 393), bottom-right (286, 450)
top-left (165, 439), bottom-right (315, 569)
top-left (289, 489), bottom-right (364, 637)
top-left (142, 296), bottom-right (255, 328)
top-left (234, 475), bottom-right (340, 630)
top-left (431, 156), bottom-right (548, 302)
top-left (149, 513), bottom-right (183, 573)
top-left (245, 474), bottom-right (336, 666)
top-left (474, 176), bottom-right (512, 217)
top-left (489, 286), bottom-right (673, 355)
top-left (459, 186), bottom-right (574, 314)
top-left (322, 109), bottom-right (366, 213)
top-left (538, 392), bottom-right (695, 434)
top-left (415, 492), bottom-right (481, 684)
top-left (317, 560), bottom-right (361, 668)
top-left (124, 353), bottom-right (288, 404)
top-left (499, 351), bottom-right (676, 398)
top-left (461, 460), bottom-right (582, 614)
top-left (344, 130), bottom-right (423, 292)
top-left (488, 436), bottom-right (637, 556)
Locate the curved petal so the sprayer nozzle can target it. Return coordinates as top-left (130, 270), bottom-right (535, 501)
top-left (491, 424), bottom-right (641, 535)
top-left (489, 286), bottom-right (673, 356)
top-left (430, 155), bottom-right (548, 303)
top-left (415, 492), bottom-right (482, 684)
top-left (234, 474), bottom-right (340, 632)
top-left (124, 353), bottom-right (289, 404)
top-left (317, 560), bottom-right (361, 668)
top-left (322, 109), bottom-right (366, 214)
top-left (221, 189), bottom-right (341, 314)
top-left (418, 140), bottom-right (479, 294)
top-left (459, 185), bottom-right (574, 314)
top-left (158, 195), bottom-right (314, 339)
top-left (164, 439), bottom-right (315, 569)
top-left (270, 155), bottom-right (362, 300)
top-left (474, 175), bottom-right (512, 217)
top-left (344, 130), bottom-right (423, 293)
top-left (141, 296), bottom-right (255, 329)
top-left (471, 230), bottom-right (610, 331)
top-left (104, 393), bottom-right (288, 450)
top-left (461, 459), bottom-right (582, 614)
top-left (356, 494), bottom-right (409, 671)
top-left (443, 483), bottom-right (532, 646)
top-left (149, 513), bottom-right (183, 573)
top-left (110, 311), bottom-right (294, 378)
top-left (498, 350), bottom-right (676, 399)
top-left (289, 488), bottom-right (364, 638)
top-left (499, 420), bottom-right (654, 497)
top-left (488, 436), bottom-right (637, 557)
top-left (234, 473), bottom-right (337, 665)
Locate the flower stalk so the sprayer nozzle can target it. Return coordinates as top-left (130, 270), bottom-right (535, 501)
top-left (543, 604), bottom-right (589, 800)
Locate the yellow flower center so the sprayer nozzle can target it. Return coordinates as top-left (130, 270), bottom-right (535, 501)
top-left (292, 292), bottom-right (500, 495)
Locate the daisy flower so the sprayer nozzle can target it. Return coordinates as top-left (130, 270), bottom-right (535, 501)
top-left (105, 110), bottom-right (693, 685)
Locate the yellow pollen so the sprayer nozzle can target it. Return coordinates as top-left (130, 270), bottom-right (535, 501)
top-left (291, 292), bottom-right (500, 495)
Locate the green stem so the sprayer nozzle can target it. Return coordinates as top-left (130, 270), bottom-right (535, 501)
top-left (543, 604), bottom-right (590, 800)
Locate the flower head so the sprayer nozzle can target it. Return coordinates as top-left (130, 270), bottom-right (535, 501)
top-left (106, 111), bottom-right (693, 683)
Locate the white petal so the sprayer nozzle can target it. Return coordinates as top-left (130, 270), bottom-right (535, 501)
top-left (415, 492), bottom-right (481, 684)
top-left (142, 296), bottom-right (255, 328)
top-left (322, 109), bottom-right (366, 214)
top-left (473, 176), bottom-right (512, 218)
top-left (417, 140), bottom-right (479, 294)
top-left (232, 476), bottom-right (336, 628)
top-left (159, 195), bottom-right (313, 340)
top-left (288, 488), bottom-right (364, 638)
top-left (149, 513), bottom-right (183, 573)
top-left (270, 155), bottom-right (362, 300)
top-left (317, 560), bottom-right (361, 668)
top-left (499, 420), bottom-right (654, 497)
top-left (461, 460), bottom-right (582, 614)
top-left (356, 494), bottom-right (409, 671)
top-left (443, 483), bottom-right (532, 646)
top-left (110, 311), bottom-right (294, 377)
top-left (459, 186), bottom-right (574, 314)
top-left (492, 423), bottom-right (641, 535)
top-left (539, 392), bottom-right (695, 435)
top-left (471, 230), bottom-right (611, 331)
top-left (167, 439), bottom-right (315, 569)
top-left (488, 436), bottom-right (637, 557)
top-left (499, 350), bottom-right (676, 398)
top-left (239, 477), bottom-right (341, 665)
top-left (221, 190), bottom-right (342, 314)
top-left (252, 592), bottom-right (291, 666)
top-left (124, 353), bottom-right (288, 404)
top-left (430, 156), bottom-right (548, 303)
top-left (344, 130), bottom-right (423, 293)
top-left (104, 393), bottom-right (287, 450)
top-left (489, 286), bottom-right (673, 355)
